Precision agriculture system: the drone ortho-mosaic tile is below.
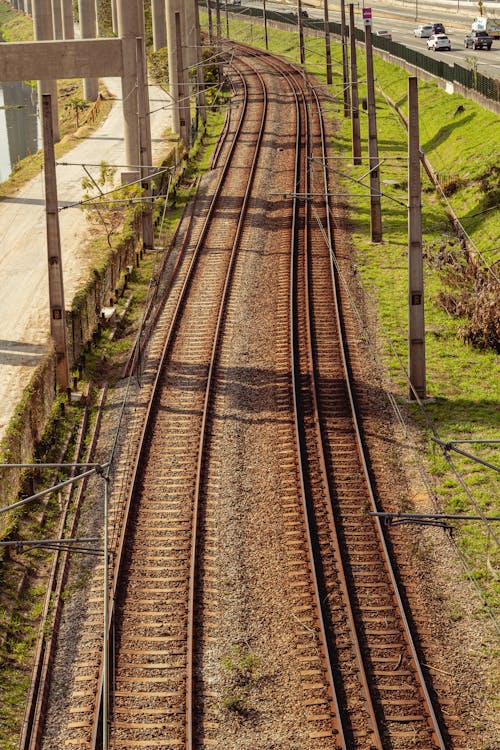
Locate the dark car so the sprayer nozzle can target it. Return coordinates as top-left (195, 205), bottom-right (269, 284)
top-left (464, 30), bottom-right (493, 49)
top-left (430, 22), bottom-right (446, 34)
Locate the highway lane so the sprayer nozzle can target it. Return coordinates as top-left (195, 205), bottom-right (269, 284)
top-left (235, 0), bottom-right (500, 77)
top-left (0, 78), bottom-right (173, 440)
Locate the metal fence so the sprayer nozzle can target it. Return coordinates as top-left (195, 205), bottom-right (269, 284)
top-left (216, 5), bottom-right (500, 105)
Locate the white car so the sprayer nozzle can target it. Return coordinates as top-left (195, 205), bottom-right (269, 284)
top-left (414, 24), bottom-right (433, 37)
top-left (427, 33), bottom-right (451, 50)
top-left (375, 29), bottom-right (392, 39)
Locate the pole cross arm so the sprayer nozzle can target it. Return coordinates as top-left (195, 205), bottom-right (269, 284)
top-left (0, 38), bottom-right (124, 82)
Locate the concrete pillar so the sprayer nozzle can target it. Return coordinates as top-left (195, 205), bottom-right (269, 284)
top-left (62, 0), bottom-right (74, 38)
top-left (151, 0), bottom-right (167, 50)
top-left (136, 36), bottom-right (154, 251)
top-left (117, 0), bottom-right (142, 169)
top-left (166, 0), bottom-right (190, 146)
top-left (111, 0), bottom-right (117, 34)
top-left (79, 0), bottom-right (99, 101)
top-left (32, 0), bottom-right (60, 142)
top-left (42, 93), bottom-right (70, 391)
top-left (184, 0), bottom-right (197, 73)
top-left (52, 0), bottom-right (63, 38)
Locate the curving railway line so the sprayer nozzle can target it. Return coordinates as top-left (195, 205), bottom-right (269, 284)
top-left (31, 45), bottom-right (467, 750)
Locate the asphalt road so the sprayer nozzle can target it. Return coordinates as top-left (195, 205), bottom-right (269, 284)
top-left (238, 0), bottom-right (500, 78)
top-left (0, 78), bottom-right (172, 441)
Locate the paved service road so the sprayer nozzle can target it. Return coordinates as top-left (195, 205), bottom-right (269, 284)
top-left (0, 78), bottom-right (173, 441)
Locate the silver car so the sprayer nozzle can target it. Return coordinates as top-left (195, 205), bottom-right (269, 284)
top-left (414, 24), bottom-right (433, 37)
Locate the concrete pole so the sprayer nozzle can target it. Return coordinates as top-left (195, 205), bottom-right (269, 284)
top-left (215, 0), bottom-right (221, 40)
top-left (407, 77), bottom-right (426, 400)
top-left (365, 24), bottom-right (382, 242)
top-left (349, 4), bottom-right (361, 164)
top-left (193, 0), bottom-right (206, 125)
top-left (117, 0), bottom-right (141, 170)
top-left (33, 0), bottom-right (60, 142)
top-left (323, 0), bottom-right (332, 85)
top-left (263, 0), bottom-right (268, 49)
top-left (52, 0), bottom-right (63, 38)
top-left (166, 0), bottom-right (190, 146)
top-left (184, 0), bottom-right (197, 73)
top-left (79, 0), bottom-right (99, 101)
top-left (136, 37), bottom-right (154, 252)
top-left (42, 94), bottom-right (70, 392)
top-left (207, 0), bottom-right (213, 45)
top-left (61, 0), bottom-right (73, 37)
top-left (297, 0), bottom-right (305, 64)
top-left (340, 0), bottom-right (350, 117)
top-left (151, 0), bottom-right (167, 50)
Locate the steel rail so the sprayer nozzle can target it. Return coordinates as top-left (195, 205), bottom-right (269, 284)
top-left (299, 76), bottom-right (384, 748)
top-left (186, 55), bottom-right (270, 749)
top-left (284, 64), bottom-right (348, 748)
top-left (89, 64), bottom-right (253, 750)
top-left (310, 78), bottom-right (448, 749)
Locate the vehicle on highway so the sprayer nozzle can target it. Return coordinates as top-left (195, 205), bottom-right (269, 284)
top-left (471, 16), bottom-right (500, 39)
top-left (464, 30), bottom-right (493, 49)
top-left (414, 24), bottom-right (433, 37)
top-left (375, 29), bottom-right (392, 39)
top-left (430, 22), bottom-right (446, 34)
top-left (427, 33), bottom-right (451, 50)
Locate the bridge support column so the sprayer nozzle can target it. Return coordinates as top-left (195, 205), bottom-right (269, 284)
top-left (62, 0), bottom-right (73, 38)
top-left (117, 0), bottom-right (142, 170)
top-left (79, 0), bottom-right (99, 101)
top-left (33, 0), bottom-right (60, 142)
top-left (52, 0), bottom-right (63, 38)
top-left (151, 0), bottom-right (167, 50)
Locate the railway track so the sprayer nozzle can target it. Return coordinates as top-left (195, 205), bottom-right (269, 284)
top-left (32, 45), bottom-right (466, 750)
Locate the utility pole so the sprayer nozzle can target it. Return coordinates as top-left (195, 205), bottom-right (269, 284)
top-left (349, 3), bottom-right (361, 164)
top-left (407, 76), bottom-right (426, 400)
top-left (192, 0), bottom-right (206, 124)
top-left (340, 0), bottom-right (350, 117)
top-left (207, 0), bottom-right (213, 44)
top-left (42, 94), bottom-right (70, 392)
top-left (297, 0), bottom-right (305, 65)
top-left (166, 0), bottom-right (191, 147)
top-left (136, 37), bottom-right (154, 252)
top-left (365, 23), bottom-right (382, 242)
top-left (215, 0), bottom-right (222, 40)
top-left (263, 0), bottom-right (268, 50)
top-left (323, 0), bottom-right (332, 85)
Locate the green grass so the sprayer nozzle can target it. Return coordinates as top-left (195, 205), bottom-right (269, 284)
top-left (202, 13), bottom-right (500, 613)
top-left (0, 0), bottom-right (33, 42)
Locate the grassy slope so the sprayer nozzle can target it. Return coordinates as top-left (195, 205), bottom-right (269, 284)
top-left (205, 13), bottom-right (500, 614)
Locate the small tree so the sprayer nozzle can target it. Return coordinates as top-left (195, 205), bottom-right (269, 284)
top-left (65, 96), bottom-right (89, 128)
